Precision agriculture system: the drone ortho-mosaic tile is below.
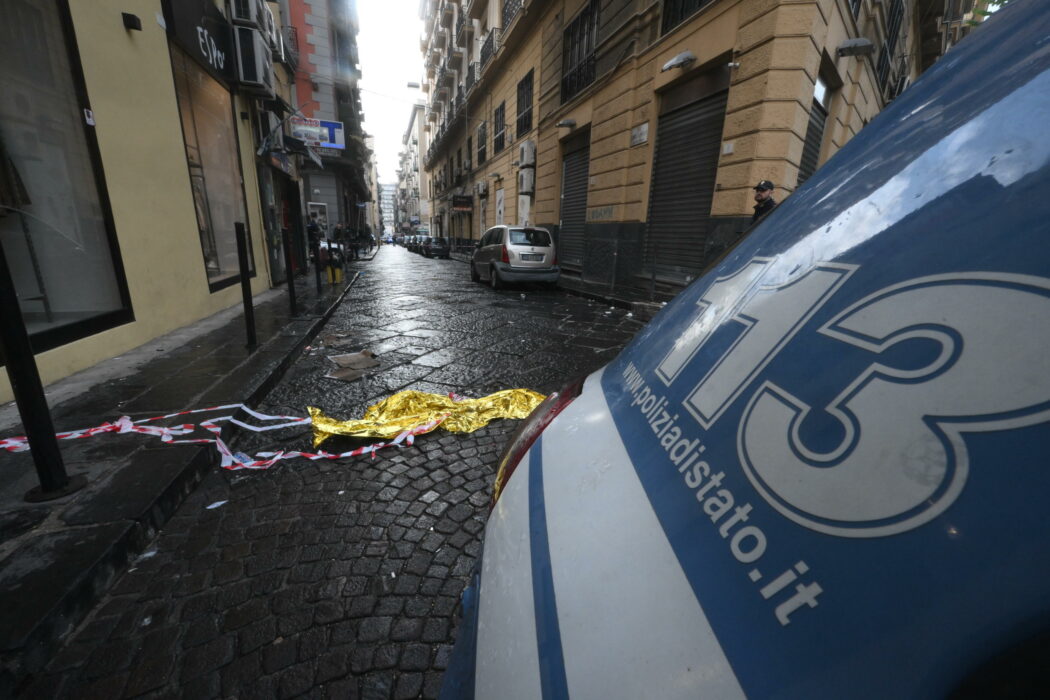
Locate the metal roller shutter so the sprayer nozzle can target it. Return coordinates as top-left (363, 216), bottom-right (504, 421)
top-left (559, 140), bottom-right (590, 271)
top-left (797, 101), bottom-right (828, 186)
top-left (645, 89), bottom-right (727, 283)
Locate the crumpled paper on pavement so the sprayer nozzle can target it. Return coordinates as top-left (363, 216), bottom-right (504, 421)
top-left (309, 388), bottom-right (546, 447)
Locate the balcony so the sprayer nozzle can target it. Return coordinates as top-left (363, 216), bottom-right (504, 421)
top-left (456, 12), bottom-right (473, 43)
top-left (467, 0), bottom-right (487, 20)
top-left (480, 28), bottom-right (501, 69)
top-left (440, 0), bottom-right (454, 27)
top-left (440, 61), bottom-right (456, 86)
top-left (449, 41), bottom-right (465, 70)
top-left (426, 55), bottom-right (437, 79)
top-left (434, 25), bottom-right (448, 49)
top-left (502, 0), bottom-right (523, 28)
top-left (280, 26), bottom-right (299, 69)
top-left (464, 61), bottom-right (479, 93)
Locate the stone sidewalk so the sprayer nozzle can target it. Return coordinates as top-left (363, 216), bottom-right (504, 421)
top-left (0, 261), bottom-right (367, 696)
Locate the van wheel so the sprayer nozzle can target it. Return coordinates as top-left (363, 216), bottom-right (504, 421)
top-left (470, 262), bottom-right (480, 282)
top-left (490, 266), bottom-right (503, 290)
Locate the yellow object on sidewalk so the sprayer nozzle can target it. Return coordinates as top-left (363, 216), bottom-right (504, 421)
top-left (309, 388), bottom-right (546, 447)
top-left (327, 265), bottom-right (342, 284)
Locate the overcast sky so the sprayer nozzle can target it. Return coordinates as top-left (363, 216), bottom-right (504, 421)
top-left (357, 0), bottom-right (425, 186)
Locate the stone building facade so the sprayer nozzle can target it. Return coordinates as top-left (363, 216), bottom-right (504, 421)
top-left (419, 0), bottom-right (957, 299)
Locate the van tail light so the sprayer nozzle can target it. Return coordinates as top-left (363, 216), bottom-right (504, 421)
top-left (500, 245), bottom-right (510, 264)
top-left (551, 251), bottom-right (557, 265)
top-left (491, 376), bottom-right (585, 508)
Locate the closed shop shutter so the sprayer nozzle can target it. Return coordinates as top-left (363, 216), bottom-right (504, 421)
top-left (645, 89), bottom-right (727, 283)
top-left (559, 138), bottom-right (590, 271)
top-left (797, 101), bottom-right (828, 186)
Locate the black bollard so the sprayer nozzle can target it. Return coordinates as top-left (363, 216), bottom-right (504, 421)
top-left (312, 241), bottom-right (322, 294)
top-left (0, 242), bottom-right (86, 501)
top-left (281, 227), bottom-right (297, 316)
top-left (234, 223), bottom-right (257, 350)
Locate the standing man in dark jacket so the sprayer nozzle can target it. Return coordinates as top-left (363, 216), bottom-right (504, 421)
top-left (751, 180), bottom-right (777, 223)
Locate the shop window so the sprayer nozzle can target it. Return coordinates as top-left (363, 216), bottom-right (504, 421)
top-left (170, 46), bottom-right (252, 290)
top-left (561, 1), bottom-right (599, 103)
top-left (0, 0), bottom-right (131, 351)
top-left (517, 70), bottom-right (533, 138)
top-left (494, 102), bottom-right (506, 153)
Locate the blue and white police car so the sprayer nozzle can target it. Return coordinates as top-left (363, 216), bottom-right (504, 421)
top-left (442, 1), bottom-right (1050, 697)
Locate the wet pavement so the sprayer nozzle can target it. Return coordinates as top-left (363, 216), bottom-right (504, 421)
top-left (18, 246), bottom-right (644, 699)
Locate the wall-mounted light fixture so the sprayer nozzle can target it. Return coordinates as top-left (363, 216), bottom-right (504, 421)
top-left (837, 38), bottom-right (875, 57)
top-left (661, 50), bottom-right (697, 72)
top-left (555, 119), bottom-right (576, 128)
top-left (121, 12), bottom-right (142, 31)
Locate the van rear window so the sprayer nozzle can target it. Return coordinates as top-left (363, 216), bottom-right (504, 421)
top-left (509, 228), bottom-right (551, 246)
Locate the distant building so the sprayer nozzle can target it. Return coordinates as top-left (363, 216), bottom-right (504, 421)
top-left (380, 184), bottom-right (397, 237)
top-left (396, 103), bottom-right (428, 239)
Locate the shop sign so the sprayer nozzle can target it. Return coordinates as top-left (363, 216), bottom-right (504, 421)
top-left (290, 117), bottom-right (346, 149)
top-left (452, 195), bottom-right (473, 212)
top-left (163, 0), bottom-right (235, 83)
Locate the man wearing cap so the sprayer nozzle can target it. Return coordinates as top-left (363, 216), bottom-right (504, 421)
top-left (751, 180), bottom-right (777, 224)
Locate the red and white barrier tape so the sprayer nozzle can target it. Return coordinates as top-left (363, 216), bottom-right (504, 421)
top-left (0, 403), bottom-right (449, 471)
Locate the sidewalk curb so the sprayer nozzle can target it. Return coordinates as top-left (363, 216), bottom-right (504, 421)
top-left (0, 273), bottom-right (360, 695)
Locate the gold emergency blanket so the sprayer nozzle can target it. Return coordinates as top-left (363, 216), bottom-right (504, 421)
top-left (309, 388), bottom-right (546, 447)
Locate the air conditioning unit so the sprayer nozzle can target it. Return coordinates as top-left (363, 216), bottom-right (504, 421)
top-left (235, 26), bottom-right (275, 97)
top-left (230, 0), bottom-right (264, 28)
top-left (264, 6), bottom-right (278, 49)
top-left (475, 180), bottom-right (488, 197)
top-left (517, 168), bottom-right (534, 195)
top-left (463, 159), bottom-right (472, 171)
top-left (518, 139), bottom-right (536, 167)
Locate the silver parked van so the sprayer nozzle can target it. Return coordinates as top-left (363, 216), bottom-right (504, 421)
top-left (470, 225), bottom-right (560, 288)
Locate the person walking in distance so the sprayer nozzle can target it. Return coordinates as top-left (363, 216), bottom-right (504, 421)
top-left (751, 180), bottom-right (777, 224)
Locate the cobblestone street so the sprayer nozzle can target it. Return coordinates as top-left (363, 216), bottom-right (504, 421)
top-left (22, 247), bottom-right (644, 699)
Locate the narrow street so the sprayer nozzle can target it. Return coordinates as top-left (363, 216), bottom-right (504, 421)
top-left (23, 247), bottom-right (644, 699)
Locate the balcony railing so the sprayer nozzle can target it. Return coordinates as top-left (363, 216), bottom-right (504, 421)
top-left (456, 12), bottom-right (467, 41)
top-left (281, 26), bottom-right (299, 69)
top-left (502, 0), bottom-right (523, 28)
top-left (480, 28), bottom-right (501, 68)
top-left (561, 53), bottom-right (596, 103)
top-left (464, 61), bottom-right (479, 93)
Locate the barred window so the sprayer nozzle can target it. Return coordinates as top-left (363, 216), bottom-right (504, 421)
top-left (662, 0), bottom-right (715, 35)
top-left (516, 70), bottom-right (534, 137)
top-left (477, 121), bottom-right (487, 164)
top-left (876, 0), bottom-right (906, 90)
top-left (494, 102), bottom-right (506, 153)
top-left (561, 1), bottom-right (599, 103)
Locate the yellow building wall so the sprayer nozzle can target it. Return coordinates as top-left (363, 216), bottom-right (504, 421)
top-left (0, 0), bottom-right (271, 403)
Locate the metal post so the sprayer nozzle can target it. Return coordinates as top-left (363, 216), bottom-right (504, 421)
top-left (0, 242), bottom-right (86, 501)
top-left (234, 223), bottom-right (257, 350)
top-left (281, 227), bottom-right (297, 316)
top-left (312, 241), bottom-right (322, 293)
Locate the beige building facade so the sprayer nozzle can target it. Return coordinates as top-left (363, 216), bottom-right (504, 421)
top-left (0, 0), bottom-right (366, 403)
top-left (420, 0), bottom-right (953, 297)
